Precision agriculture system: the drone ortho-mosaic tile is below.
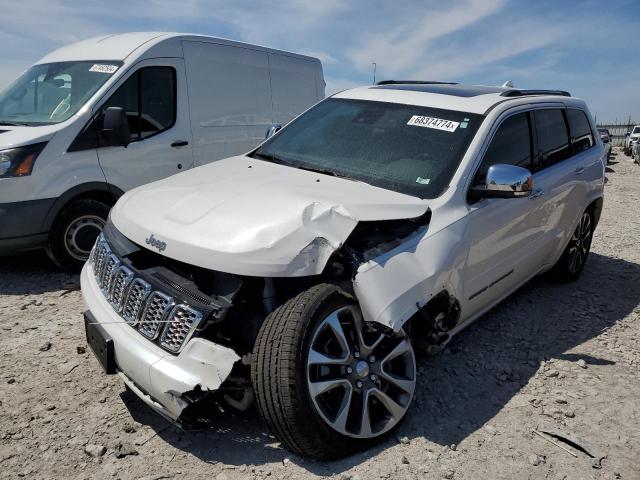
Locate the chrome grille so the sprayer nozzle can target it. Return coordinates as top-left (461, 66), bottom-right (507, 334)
top-left (89, 234), bottom-right (207, 353)
top-left (121, 278), bottom-right (151, 324)
top-left (138, 291), bottom-right (174, 340)
top-left (107, 266), bottom-right (134, 311)
top-left (160, 305), bottom-right (203, 353)
top-left (99, 253), bottom-right (120, 293)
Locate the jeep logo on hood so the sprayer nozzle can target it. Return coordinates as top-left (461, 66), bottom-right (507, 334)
top-left (145, 234), bottom-right (167, 252)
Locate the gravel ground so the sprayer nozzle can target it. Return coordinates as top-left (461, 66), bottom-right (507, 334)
top-left (1, 150), bottom-right (639, 480)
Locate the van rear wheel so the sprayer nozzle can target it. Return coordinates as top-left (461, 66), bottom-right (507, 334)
top-left (47, 199), bottom-right (109, 272)
top-left (251, 283), bottom-right (416, 459)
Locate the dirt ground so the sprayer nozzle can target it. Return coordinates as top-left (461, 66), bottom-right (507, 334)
top-left (1, 150), bottom-right (638, 480)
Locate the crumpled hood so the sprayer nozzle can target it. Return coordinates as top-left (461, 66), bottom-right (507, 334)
top-left (111, 155), bottom-right (429, 276)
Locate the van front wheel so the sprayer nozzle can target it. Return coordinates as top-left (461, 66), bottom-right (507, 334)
top-left (251, 283), bottom-right (416, 459)
top-left (47, 199), bottom-right (109, 272)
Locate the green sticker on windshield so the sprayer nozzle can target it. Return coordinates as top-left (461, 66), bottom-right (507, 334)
top-left (416, 176), bottom-right (430, 185)
top-left (460, 117), bottom-right (470, 129)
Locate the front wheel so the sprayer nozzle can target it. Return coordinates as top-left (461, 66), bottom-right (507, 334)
top-left (552, 210), bottom-right (594, 282)
top-left (251, 284), bottom-right (416, 459)
top-left (46, 199), bottom-right (109, 272)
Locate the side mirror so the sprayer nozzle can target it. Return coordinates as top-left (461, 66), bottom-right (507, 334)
top-left (602, 137), bottom-right (609, 144)
top-left (265, 124), bottom-right (282, 139)
top-left (472, 164), bottom-right (533, 199)
top-left (102, 107), bottom-right (130, 147)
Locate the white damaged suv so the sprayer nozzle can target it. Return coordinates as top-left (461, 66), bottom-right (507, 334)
top-left (81, 81), bottom-right (605, 459)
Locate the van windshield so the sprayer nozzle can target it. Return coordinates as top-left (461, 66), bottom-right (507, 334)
top-left (0, 61), bottom-right (121, 126)
top-left (253, 98), bottom-right (483, 199)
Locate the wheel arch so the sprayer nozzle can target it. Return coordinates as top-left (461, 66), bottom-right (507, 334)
top-left (41, 182), bottom-right (124, 232)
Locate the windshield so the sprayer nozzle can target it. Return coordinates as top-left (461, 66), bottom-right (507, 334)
top-left (633, 126), bottom-right (640, 134)
top-left (0, 61), bottom-right (121, 126)
top-left (253, 98), bottom-right (483, 199)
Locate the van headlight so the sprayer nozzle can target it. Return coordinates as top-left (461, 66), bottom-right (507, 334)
top-left (0, 142), bottom-right (47, 177)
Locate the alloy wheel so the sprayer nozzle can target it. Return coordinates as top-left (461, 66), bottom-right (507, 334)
top-left (306, 305), bottom-right (416, 438)
top-left (567, 212), bottom-right (592, 274)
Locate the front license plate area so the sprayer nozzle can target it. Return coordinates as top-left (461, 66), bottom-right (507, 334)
top-left (84, 311), bottom-right (116, 374)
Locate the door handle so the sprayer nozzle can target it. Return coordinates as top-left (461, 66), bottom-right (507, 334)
top-left (529, 189), bottom-right (545, 199)
top-left (574, 166), bottom-right (586, 175)
top-left (171, 140), bottom-right (189, 147)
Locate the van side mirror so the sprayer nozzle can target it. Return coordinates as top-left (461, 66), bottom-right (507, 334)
top-left (102, 107), bottom-right (130, 147)
top-left (265, 124), bottom-right (282, 139)
top-left (472, 164), bottom-right (533, 199)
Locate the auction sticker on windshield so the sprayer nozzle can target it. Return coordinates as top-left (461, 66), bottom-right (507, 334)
top-left (89, 64), bottom-right (119, 74)
top-left (407, 115), bottom-right (459, 132)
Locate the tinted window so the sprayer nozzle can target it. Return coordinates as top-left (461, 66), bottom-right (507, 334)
top-left (567, 108), bottom-right (594, 153)
top-left (474, 112), bottom-right (532, 184)
top-left (534, 109), bottom-right (571, 169)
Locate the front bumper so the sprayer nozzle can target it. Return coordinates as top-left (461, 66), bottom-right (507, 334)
top-left (0, 198), bottom-right (54, 255)
top-left (80, 263), bottom-right (240, 422)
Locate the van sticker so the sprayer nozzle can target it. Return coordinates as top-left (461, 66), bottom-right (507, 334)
top-left (89, 64), bottom-right (119, 74)
top-left (407, 115), bottom-right (459, 132)
top-left (415, 176), bottom-right (431, 185)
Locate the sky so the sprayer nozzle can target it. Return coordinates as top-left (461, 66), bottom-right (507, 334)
top-left (0, 0), bottom-right (638, 123)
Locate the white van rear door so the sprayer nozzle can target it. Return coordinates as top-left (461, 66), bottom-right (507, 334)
top-left (182, 40), bottom-right (272, 166)
top-left (94, 58), bottom-right (193, 191)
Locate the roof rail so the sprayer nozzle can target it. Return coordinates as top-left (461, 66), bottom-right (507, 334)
top-left (376, 80), bottom-right (459, 86)
top-left (500, 89), bottom-right (571, 97)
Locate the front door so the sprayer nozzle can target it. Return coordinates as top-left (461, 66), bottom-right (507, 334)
top-left (94, 58), bottom-right (193, 191)
top-left (462, 110), bottom-right (548, 317)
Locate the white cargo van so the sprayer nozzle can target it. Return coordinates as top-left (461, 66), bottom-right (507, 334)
top-left (0, 32), bottom-right (324, 269)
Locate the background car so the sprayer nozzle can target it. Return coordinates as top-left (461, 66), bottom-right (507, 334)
top-left (624, 125), bottom-right (640, 154)
top-left (597, 128), bottom-right (612, 162)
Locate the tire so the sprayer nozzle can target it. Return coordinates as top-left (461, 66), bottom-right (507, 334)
top-left (251, 283), bottom-right (416, 459)
top-left (46, 199), bottom-right (110, 272)
top-left (552, 209), bottom-right (594, 282)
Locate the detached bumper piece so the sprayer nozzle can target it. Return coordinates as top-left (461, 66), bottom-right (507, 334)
top-left (84, 311), bottom-right (116, 374)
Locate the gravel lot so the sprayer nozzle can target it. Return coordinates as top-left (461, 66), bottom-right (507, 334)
top-left (1, 150), bottom-right (638, 480)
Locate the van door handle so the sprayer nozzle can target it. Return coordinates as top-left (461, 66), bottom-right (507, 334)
top-left (574, 166), bottom-right (586, 175)
top-left (529, 189), bottom-right (545, 199)
top-left (171, 140), bottom-right (189, 147)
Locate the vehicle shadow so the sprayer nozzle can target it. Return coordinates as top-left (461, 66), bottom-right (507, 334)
top-left (0, 252), bottom-right (76, 295)
top-left (119, 252), bottom-right (640, 475)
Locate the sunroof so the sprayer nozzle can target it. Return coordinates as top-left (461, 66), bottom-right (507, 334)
top-left (371, 83), bottom-right (509, 97)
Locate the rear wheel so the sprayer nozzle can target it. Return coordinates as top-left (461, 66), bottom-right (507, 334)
top-left (47, 199), bottom-right (109, 272)
top-left (552, 210), bottom-right (593, 282)
top-left (251, 284), bottom-right (416, 459)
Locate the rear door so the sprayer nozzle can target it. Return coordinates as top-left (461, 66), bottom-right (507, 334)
top-left (94, 58), bottom-right (193, 191)
top-left (531, 107), bottom-right (600, 266)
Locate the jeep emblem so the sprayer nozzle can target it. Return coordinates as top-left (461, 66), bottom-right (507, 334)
top-left (145, 234), bottom-right (167, 252)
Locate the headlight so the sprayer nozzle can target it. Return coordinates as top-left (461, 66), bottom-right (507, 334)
top-left (0, 142), bottom-right (47, 177)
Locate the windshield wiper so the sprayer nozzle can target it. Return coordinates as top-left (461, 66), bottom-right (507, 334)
top-left (0, 121), bottom-right (32, 126)
top-left (252, 151), bottom-right (291, 165)
top-left (292, 164), bottom-right (358, 181)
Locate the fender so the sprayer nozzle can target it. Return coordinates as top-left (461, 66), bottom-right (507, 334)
top-left (41, 182), bottom-right (125, 232)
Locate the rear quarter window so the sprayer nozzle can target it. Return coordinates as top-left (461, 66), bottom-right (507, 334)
top-left (567, 108), bottom-right (594, 153)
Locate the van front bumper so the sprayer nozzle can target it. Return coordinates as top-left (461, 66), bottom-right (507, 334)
top-left (80, 263), bottom-right (240, 423)
top-left (0, 198), bottom-right (54, 255)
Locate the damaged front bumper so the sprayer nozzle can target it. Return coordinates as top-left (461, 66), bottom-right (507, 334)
top-left (80, 264), bottom-right (240, 424)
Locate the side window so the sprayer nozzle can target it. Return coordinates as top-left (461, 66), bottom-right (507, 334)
top-left (473, 112), bottom-right (532, 184)
top-left (68, 66), bottom-right (176, 151)
top-left (533, 109), bottom-right (571, 170)
top-left (566, 108), bottom-right (594, 154)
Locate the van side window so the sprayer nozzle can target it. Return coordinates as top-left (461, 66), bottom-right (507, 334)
top-left (566, 108), bottom-right (594, 154)
top-left (533, 109), bottom-right (571, 169)
top-left (68, 66), bottom-right (176, 151)
top-left (472, 112), bottom-right (532, 185)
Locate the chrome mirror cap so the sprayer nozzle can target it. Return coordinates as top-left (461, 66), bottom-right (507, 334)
top-left (473, 163), bottom-right (533, 199)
